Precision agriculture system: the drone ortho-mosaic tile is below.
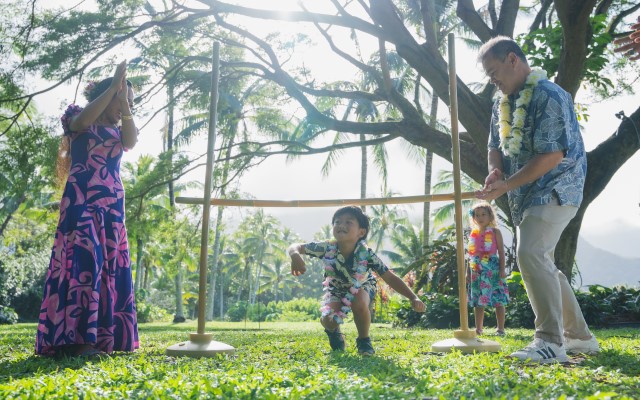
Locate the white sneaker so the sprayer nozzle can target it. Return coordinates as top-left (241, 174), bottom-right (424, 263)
top-left (564, 334), bottom-right (600, 354)
top-left (510, 338), bottom-right (568, 364)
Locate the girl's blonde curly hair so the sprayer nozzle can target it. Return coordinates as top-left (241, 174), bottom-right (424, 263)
top-left (468, 201), bottom-right (497, 229)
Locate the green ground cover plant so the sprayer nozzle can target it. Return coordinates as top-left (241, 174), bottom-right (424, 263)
top-left (1, 322), bottom-right (638, 399)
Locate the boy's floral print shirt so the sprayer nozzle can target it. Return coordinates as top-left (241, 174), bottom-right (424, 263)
top-left (303, 241), bottom-right (389, 300)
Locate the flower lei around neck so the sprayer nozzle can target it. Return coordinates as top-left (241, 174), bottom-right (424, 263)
top-left (498, 68), bottom-right (547, 157)
top-left (320, 239), bottom-right (369, 324)
top-left (468, 227), bottom-right (494, 265)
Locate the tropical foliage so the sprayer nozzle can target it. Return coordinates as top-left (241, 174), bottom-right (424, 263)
top-left (0, 0), bottom-right (638, 339)
top-left (2, 0), bottom-right (639, 280)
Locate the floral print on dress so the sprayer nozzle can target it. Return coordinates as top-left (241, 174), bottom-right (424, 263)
top-left (36, 104), bottom-right (139, 355)
top-left (467, 228), bottom-right (509, 307)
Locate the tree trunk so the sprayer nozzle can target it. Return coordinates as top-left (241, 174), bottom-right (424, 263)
top-left (423, 92), bottom-right (438, 246)
top-left (251, 262), bottom-right (262, 305)
top-left (174, 264), bottom-right (184, 321)
top-left (236, 258), bottom-right (249, 303)
top-left (274, 277), bottom-right (279, 303)
top-left (0, 193), bottom-right (26, 237)
top-left (207, 206), bottom-right (224, 320)
top-left (554, 0), bottom-right (598, 98)
top-left (134, 238), bottom-right (144, 293)
top-left (207, 132), bottom-right (235, 320)
top-left (360, 134), bottom-right (368, 212)
top-left (143, 262), bottom-right (150, 290)
top-left (219, 270), bottom-right (225, 318)
top-left (167, 81), bottom-right (175, 208)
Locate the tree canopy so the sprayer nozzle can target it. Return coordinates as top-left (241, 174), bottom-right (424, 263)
top-left (1, 0), bottom-right (640, 277)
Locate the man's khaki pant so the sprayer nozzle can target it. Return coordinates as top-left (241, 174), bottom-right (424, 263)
top-left (517, 202), bottom-right (591, 345)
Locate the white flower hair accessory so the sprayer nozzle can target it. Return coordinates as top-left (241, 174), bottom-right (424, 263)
top-left (498, 68), bottom-right (547, 157)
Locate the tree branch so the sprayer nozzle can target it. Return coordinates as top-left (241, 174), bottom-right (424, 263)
top-left (457, 0), bottom-right (494, 42)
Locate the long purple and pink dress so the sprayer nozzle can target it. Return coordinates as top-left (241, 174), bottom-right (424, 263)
top-left (36, 104), bottom-right (139, 355)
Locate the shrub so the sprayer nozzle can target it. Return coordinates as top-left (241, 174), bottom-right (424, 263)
top-left (0, 247), bottom-right (49, 322)
top-left (136, 300), bottom-right (172, 323)
top-left (226, 298), bottom-right (323, 322)
top-left (226, 301), bottom-right (249, 322)
top-left (394, 293), bottom-right (461, 329)
top-left (281, 297), bottom-right (320, 319)
top-left (413, 227), bottom-right (460, 295)
top-left (504, 272), bottom-right (535, 328)
top-left (577, 285), bottom-right (640, 327)
top-left (0, 306), bottom-right (19, 325)
top-left (394, 273), bottom-right (538, 329)
top-left (278, 310), bottom-right (314, 322)
top-left (247, 302), bottom-right (279, 322)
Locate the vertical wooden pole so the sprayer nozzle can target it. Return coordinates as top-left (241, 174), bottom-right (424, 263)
top-left (431, 34), bottom-right (500, 352)
top-left (447, 33), bottom-right (470, 333)
top-left (197, 42), bottom-right (221, 334)
top-left (167, 42), bottom-right (234, 356)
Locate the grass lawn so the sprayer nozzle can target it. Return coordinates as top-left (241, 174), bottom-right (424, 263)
top-left (1, 321), bottom-right (638, 399)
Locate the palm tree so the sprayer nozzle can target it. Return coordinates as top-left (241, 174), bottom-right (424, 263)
top-left (381, 222), bottom-right (426, 277)
top-left (121, 150), bottom-right (196, 304)
top-left (230, 210), bottom-right (283, 305)
top-left (430, 169), bottom-right (482, 232)
top-left (367, 187), bottom-right (409, 252)
top-left (257, 227), bottom-right (302, 303)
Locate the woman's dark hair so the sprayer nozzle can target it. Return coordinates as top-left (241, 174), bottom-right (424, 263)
top-left (332, 206), bottom-right (370, 240)
top-left (88, 77), bottom-right (133, 101)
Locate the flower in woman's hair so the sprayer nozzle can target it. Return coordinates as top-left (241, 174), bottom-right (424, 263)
top-left (468, 209), bottom-right (475, 217)
top-left (82, 81), bottom-right (97, 100)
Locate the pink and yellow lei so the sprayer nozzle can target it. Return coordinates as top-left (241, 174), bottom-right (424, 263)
top-left (468, 228), bottom-right (494, 265)
top-left (320, 239), bottom-right (370, 324)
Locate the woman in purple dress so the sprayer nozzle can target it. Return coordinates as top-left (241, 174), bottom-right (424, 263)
top-left (36, 61), bottom-right (139, 357)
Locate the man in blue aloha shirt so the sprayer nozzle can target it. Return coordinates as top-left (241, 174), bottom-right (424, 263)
top-left (476, 36), bottom-right (600, 364)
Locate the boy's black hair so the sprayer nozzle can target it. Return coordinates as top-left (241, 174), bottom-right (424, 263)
top-left (332, 205), bottom-right (369, 240)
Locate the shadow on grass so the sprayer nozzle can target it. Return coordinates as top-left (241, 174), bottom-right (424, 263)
top-left (592, 349), bottom-right (640, 376)
top-left (0, 352), bottom-right (137, 383)
top-left (327, 351), bottom-right (424, 388)
top-left (139, 324), bottom-right (279, 334)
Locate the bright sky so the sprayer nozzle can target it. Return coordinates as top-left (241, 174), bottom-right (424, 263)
top-left (36, 0), bottom-right (640, 245)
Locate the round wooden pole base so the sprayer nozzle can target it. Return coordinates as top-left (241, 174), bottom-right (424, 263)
top-left (431, 330), bottom-right (501, 353)
top-left (166, 333), bottom-right (235, 357)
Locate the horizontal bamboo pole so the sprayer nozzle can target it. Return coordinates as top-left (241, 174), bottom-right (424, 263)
top-left (176, 192), bottom-right (477, 208)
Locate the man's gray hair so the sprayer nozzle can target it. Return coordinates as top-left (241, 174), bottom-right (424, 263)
top-left (477, 36), bottom-right (528, 64)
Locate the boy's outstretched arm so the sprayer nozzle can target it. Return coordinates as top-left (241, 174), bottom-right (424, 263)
top-left (380, 270), bottom-right (426, 313)
top-left (288, 243), bottom-right (307, 276)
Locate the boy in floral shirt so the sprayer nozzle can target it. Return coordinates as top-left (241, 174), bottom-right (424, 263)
top-left (288, 206), bottom-right (425, 355)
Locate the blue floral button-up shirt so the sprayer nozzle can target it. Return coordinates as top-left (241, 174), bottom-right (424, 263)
top-left (488, 80), bottom-right (587, 226)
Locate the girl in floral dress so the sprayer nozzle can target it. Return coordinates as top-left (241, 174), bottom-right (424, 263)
top-left (36, 61), bottom-right (139, 357)
top-left (287, 206), bottom-right (425, 355)
top-left (467, 201), bottom-right (509, 336)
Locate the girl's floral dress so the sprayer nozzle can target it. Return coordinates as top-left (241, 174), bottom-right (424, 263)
top-left (467, 228), bottom-right (509, 307)
top-left (35, 104), bottom-right (139, 355)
